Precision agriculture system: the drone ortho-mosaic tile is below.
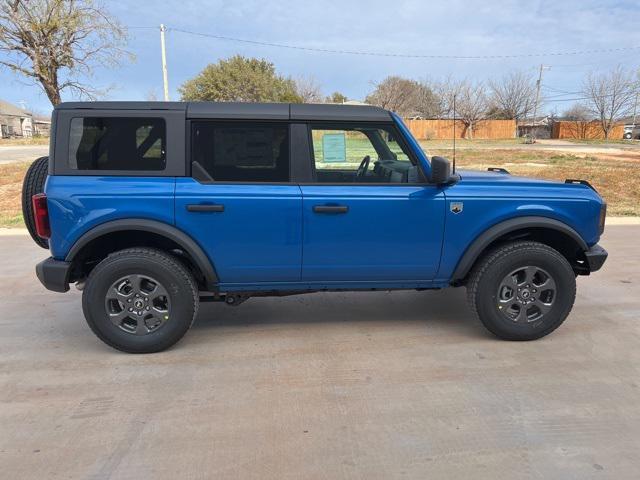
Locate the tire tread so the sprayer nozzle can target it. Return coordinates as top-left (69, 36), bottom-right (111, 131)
top-left (466, 241), bottom-right (576, 341)
top-left (83, 247), bottom-right (199, 353)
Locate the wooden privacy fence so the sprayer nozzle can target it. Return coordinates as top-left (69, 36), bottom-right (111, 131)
top-left (404, 119), bottom-right (517, 140)
top-left (551, 121), bottom-right (625, 140)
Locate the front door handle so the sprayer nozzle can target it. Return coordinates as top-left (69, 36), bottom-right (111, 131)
top-left (313, 205), bottom-right (348, 214)
top-left (186, 204), bottom-right (224, 213)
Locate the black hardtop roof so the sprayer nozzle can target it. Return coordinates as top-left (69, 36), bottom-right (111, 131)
top-left (55, 101), bottom-right (392, 122)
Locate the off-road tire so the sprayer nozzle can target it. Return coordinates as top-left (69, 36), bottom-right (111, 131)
top-left (82, 248), bottom-right (199, 353)
top-left (467, 241), bottom-right (576, 341)
top-left (21, 156), bottom-right (49, 249)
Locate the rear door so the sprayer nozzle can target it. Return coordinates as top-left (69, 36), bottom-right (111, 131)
top-left (175, 121), bottom-right (302, 285)
top-left (300, 123), bottom-right (446, 283)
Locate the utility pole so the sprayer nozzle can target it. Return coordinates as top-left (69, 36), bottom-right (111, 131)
top-left (160, 24), bottom-right (170, 101)
top-left (632, 92), bottom-right (638, 127)
top-left (532, 64), bottom-right (550, 139)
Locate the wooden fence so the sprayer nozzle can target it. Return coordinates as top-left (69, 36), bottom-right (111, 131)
top-left (551, 121), bottom-right (625, 140)
top-left (404, 119), bottom-right (517, 140)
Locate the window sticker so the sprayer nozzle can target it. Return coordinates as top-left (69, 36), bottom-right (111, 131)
top-left (322, 133), bottom-right (346, 163)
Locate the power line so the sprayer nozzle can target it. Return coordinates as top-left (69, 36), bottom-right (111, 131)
top-left (165, 26), bottom-right (640, 60)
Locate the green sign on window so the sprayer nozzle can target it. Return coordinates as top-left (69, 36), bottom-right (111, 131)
top-left (322, 133), bottom-right (346, 163)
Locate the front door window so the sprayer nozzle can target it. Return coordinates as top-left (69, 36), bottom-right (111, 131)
top-left (310, 125), bottom-right (420, 183)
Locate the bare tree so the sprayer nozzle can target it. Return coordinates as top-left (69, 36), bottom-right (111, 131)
top-left (582, 66), bottom-right (637, 139)
top-left (0, 0), bottom-right (130, 105)
top-left (294, 75), bottom-right (324, 103)
top-left (488, 71), bottom-right (536, 120)
top-left (365, 76), bottom-right (420, 116)
top-left (412, 80), bottom-right (441, 118)
top-left (440, 79), bottom-right (489, 139)
top-left (563, 103), bottom-right (591, 121)
top-left (562, 103), bottom-right (593, 139)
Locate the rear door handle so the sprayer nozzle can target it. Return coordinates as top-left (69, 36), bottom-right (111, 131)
top-left (313, 205), bottom-right (348, 214)
top-left (186, 204), bottom-right (224, 213)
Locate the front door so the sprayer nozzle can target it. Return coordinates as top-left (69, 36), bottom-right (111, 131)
top-left (301, 123), bottom-right (445, 283)
top-left (175, 121), bottom-right (302, 285)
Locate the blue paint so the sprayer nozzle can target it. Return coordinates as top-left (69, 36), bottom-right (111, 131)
top-left (44, 118), bottom-right (606, 292)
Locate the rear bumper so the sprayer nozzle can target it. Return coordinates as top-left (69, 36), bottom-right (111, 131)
top-left (36, 257), bottom-right (71, 293)
top-left (584, 244), bottom-right (608, 273)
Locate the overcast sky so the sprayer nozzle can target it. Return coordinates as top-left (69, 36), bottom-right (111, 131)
top-left (1, 0), bottom-right (639, 114)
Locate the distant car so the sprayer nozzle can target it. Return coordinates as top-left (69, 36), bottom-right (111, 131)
top-left (623, 124), bottom-right (639, 139)
top-left (23, 102), bottom-right (608, 353)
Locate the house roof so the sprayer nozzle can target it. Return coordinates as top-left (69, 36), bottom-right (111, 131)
top-left (0, 99), bottom-right (31, 117)
top-left (56, 101), bottom-right (392, 122)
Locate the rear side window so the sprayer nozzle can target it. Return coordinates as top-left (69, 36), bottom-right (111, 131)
top-left (191, 122), bottom-right (289, 182)
top-left (68, 117), bottom-right (166, 171)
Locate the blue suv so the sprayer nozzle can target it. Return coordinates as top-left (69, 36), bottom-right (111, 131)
top-left (23, 102), bottom-right (607, 353)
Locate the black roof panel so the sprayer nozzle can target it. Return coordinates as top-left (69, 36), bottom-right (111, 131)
top-left (56, 101), bottom-right (187, 111)
top-left (290, 103), bottom-right (391, 122)
top-left (55, 101), bottom-right (392, 122)
top-left (187, 102), bottom-right (289, 120)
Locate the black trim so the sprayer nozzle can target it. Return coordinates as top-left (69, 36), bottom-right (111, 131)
top-left (186, 204), bottom-right (224, 212)
top-left (313, 205), bottom-right (349, 214)
top-left (565, 179), bottom-right (598, 192)
top-left (584, 244), bottom-right (608, 272)
top-left (451, 216), bottom-right (589, 282)
top-left (290, 123), bottom-right (313, 182)
top-left (65, 219), bottom-right (219, 289)
top-left (488, 167), bottom-right (509, 174)
top-left (36, 257), bottom-right (72, 293)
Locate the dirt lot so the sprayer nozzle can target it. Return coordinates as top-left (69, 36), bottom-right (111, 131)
top-left (1, 227), bottom-right (638, 479)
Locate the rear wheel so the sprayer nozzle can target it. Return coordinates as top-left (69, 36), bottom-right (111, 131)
top-left (82, 248), bottom-right (199, 353)
top-left (21, 156), bottom-right (49, 249)
top-left (467, 241), bottom-right (576, 341)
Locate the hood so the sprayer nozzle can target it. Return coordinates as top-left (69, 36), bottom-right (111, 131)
top-left (457, 169), bottom-right (565, 187)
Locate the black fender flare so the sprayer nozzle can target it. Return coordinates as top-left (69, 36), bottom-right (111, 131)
top-left (450, 216), bottom-right (588, 282)
top-left (65, 219), bottom-right (219, 289)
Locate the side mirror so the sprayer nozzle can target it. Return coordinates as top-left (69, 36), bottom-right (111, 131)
top-left (430, 156), bottom-right (452, 184)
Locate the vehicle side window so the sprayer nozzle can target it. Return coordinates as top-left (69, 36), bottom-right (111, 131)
top-left (68, 117), bottom-right (166, 171)
top-left (310, 124), bottom-right (418, 184)
top-left (192, 122), bottom-right (289, 182)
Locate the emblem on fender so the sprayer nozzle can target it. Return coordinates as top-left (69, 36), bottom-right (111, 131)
top-left (450, 202), bottom-right (463, 214)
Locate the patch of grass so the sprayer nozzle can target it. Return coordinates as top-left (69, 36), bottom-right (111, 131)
top-left (0, 136), bottom-right (49, 146)
top-left (0, 213), bottom-right (24, 227)
top-left (0, 162), bottom-right (29, 227)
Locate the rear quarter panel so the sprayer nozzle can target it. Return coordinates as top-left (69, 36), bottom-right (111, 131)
top-left (45, 176), bottom-right (175, 259)
top-left (436, 181), bottom-right (603, 282)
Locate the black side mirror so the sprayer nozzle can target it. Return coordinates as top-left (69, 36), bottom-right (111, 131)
top-left (430, 156), bottom-right (452, 184)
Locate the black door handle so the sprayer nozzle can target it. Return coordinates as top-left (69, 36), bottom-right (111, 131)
top-left (313, 205), bottom-right (348, 214)
top-left (186, 204), bottom-right (224, 213)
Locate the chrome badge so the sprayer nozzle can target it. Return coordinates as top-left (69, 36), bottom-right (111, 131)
top-left (450, 202), bottom-right (463, 214)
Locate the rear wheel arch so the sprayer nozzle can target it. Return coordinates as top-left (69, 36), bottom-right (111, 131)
top-left (451, 216), bottom-right (588, 284)
top-left (65, 219), bottom-right (218, 290)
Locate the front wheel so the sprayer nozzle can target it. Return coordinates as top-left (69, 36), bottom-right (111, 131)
top-left (82, 248), bottom-right (199, 353)
top-left (466, 241), bottom-right (576, 341)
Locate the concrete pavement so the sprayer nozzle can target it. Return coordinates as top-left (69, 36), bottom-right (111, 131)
top-left (1, 227), bottom-right (639, 479)
top-left (0, 145), bottom-right (48, 164)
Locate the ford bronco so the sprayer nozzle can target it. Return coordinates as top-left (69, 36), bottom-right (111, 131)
top-left (24, 102), bottom-right (608, 353)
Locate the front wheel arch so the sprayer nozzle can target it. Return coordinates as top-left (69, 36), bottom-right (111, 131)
top-left (451, 216), bottom-right (588, 284)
